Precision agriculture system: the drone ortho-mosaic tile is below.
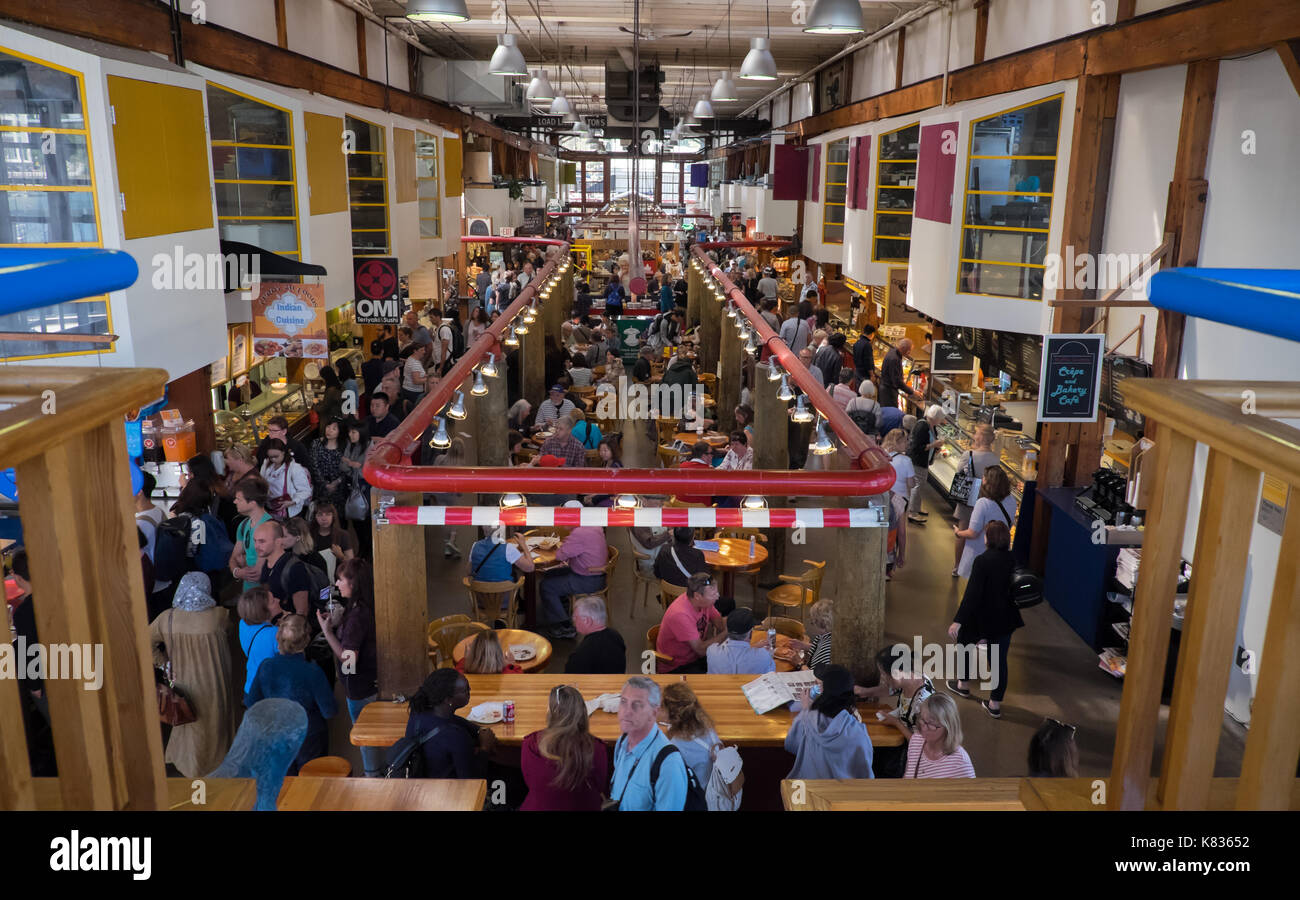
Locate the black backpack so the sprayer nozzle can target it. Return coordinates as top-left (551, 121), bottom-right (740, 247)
top-left (384, 724), bottom-right (443, 778)
top-left (445, 322), bottom-right (466, 362)
top-left (278, 556), bottom-right (333, 618)
top-left (650, 744), bottom-right (709, 811)
top-left (153, 515), bottom-right (196, 583)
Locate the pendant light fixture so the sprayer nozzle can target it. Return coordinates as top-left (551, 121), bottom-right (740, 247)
top-left (405, 0), bottom-right (470, 23)
top-left (430, 416), bottom-right (452, 450)
top-left (768, 360), bottom-right (784, 382)
top-left (470, 369), bottom-right (489, 396)
top-left (804, 0), bottom-right (866, 35)
top-left (489, 37), bottom-right (528, 77)
top-left (711, 11), bottom-right (738, 103)
top-left (741, 1), bottom-right (778, 80)
top-left (526, 69), bottom-right (555, 103)
top-left (693, 94), bottom-right (715, 119)
top-left (791, 394), bottom-right (815, 423)
top-left (481, 353), bottom-right (499, 378)
top-left (447, 390), bottom-right (467, 420)
top-left (777, 374), bottom-right (796, 402)
top-left (812, 417), bottom-right (837, 454)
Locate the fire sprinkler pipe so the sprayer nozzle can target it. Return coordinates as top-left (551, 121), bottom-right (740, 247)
top-left (363, 249), bottom-right (896, 497)
top-left (696, 241), bottom-right (794, 250)
top-left (690, 244), bottom-right (893, 483)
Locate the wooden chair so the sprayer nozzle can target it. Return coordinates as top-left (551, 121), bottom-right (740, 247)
top-left (587, 546), bottom-right (619, 607)
top-left (765, 560), bottom-right (826, 623)
top-left (585, 448), bottom-right (602, 466)
top-left (761, 616), bottom-right (808, 642)
top-left (428, 621), bottom-right (489, 668)
top-left (298, 756), bottom-right (352, 777)
top-left (646, 624), bottom-right (673, 672)
top-left (715, 528), bottom-right (768, 602)
top-left (630, 548), bottom-right (659, 615)
top-left (462, 576), bottom-right (525, 629)
top-left (513, 446), bottom-right (538, 465)
top-left (657, 417), bottom-right (679, 445)
top-left (657, 445), bottom-right (682, 469)
top-left (659, 579), bottom-right (684, 610)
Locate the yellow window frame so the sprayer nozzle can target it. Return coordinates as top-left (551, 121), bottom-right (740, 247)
top-left (0, 43), bottom-right (113, 361)
top-left (822, 138), bottom-right (849, 245)
top-left (346, 114), bottom-right (390, 256)
top-left (956, 93), bottom-right (1065, 302)
top-left (872, 122), bottom-right (920, 264)
top-left (416, 130), bottom-right (441, 239)
top-left (206, 82), bottom-right (302, 260)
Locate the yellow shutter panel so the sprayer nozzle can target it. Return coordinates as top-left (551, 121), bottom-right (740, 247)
top-left (443, 136), bottom-right (463, 198)
top-left (107, 76), bottom-right (213, 239)
top-left (304, 112), bottom-right (348, 216)
top-left (393, 127), bottom-right (417, 203)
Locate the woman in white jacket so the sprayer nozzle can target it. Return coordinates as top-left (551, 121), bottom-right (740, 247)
top-left (260, 438), bottom-right (312, 519)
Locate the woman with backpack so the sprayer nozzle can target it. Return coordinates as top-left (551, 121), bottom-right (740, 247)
top-left (237, 586), bottom-right (280, 704)
top-left (169, 480), bottom-right (236, 593)
top-left (404, 668), bottom-right (498, 779)
top-left (662, 683), bottom-right (721, 789)
top-left (947, 519), bottom-right (1023, 719)
top-left (521, 684), bottom-right (609, 811)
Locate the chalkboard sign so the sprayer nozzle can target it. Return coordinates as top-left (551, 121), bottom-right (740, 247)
top-left (1038, 334), bottom-right (1105, 422)
top-left (1101, 354), bottom-right (1151, 434)
top-left (974, 329), bottom-right (994, 373)
top-left (1020, 336), bottom-right (1043, 388)
top-left (931, 340), bottom-right (977, 374)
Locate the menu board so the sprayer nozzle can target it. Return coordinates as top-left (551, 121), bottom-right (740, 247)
top-left (229, 324), bottom-right (250, 377)
top-left (252, 283), bottom-right (329, 359)
top-left (1101, 354), bottom-right (1151, 434)
top-left (1038, 334), bottom-right (1105, 422)
top-left (931, 340), bottom-right (977, 374)
top-left (1019, 336), bottom-right (1043, 388)
top-left (974, 329), bottom-right (994, 373)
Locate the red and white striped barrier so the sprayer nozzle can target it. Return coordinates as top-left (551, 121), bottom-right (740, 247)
top-left (380, 506), bottom-right (887, 528)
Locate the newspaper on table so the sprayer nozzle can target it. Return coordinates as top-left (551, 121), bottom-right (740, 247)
top-left (742, 670), bottom-right (820, 715)
top-left (584, 692), bottom-right (622, 716)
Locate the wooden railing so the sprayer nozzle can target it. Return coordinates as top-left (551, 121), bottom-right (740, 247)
top-left (1110, 378), bottom-right (1300, 810)
top-left (0, 366), bottom-right (169, 811)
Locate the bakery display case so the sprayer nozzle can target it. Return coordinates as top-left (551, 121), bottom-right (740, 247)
top-left (929, 402), bottom-right (1039, 503)
top-left (215, 383), bottom-right (308, 450)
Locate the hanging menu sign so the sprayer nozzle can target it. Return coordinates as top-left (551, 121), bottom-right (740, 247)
top-left (931, 340), bottom-right (977, 374)
top-left (1038, 333), bottom-right (1105, 422)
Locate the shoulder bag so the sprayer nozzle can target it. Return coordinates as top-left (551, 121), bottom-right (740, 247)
top-left (157, 610), bottom-right (198, 726)
top-left (993, 501), bottom-right (1043, 609)
top-left (950, 455), bottom-right (981, 507)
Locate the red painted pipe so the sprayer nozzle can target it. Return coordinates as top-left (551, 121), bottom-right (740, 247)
top-left (690, 245), bottom-right (894, 486)
top-left (460, 236), bottom-right (567, 246)
top-left (696, 240), bottom-right (794, 250)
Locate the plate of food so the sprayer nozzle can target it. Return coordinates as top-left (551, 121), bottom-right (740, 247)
top-left (509, 645), bottom-right (536, 662)
top-left (302, 339), bottom-right (329, 358)
top-left (253, 338), bottom-right (283, 357)
top-left (467, 703), bottom-right (503, 724)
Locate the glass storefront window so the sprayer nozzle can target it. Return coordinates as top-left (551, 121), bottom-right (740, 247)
top-left (346, 114), bottom-right (388, 255)
top-left (822, 138), bottom-right (849, 245)
top-left (416, 131), bottom-right (440, 238)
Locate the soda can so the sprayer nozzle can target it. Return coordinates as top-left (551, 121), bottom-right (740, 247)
top-left (502, 700), bottom-right (515, 723)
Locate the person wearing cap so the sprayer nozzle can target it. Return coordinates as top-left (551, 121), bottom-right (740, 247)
top-left (537, 501), bottom-right (608, 640)
top-left (785, 664), bottom-right (875, 781)
top-left (532, 385), bottom-right (576, 435)
top-left (655, 572), bottom-right (727, 674)
top-left (706, 608), bottom-right (776, 676)
top-left (907, 405), bottom-right (946, 525)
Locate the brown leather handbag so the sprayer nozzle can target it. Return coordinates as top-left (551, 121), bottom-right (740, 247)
top-left (156, 611), bottom-right (197, 726)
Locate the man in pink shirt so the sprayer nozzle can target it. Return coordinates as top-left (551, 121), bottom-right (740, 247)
top-left (655, 572), bottom-right (727, 673)
top-left (539, 501), bottom-right (609, 640)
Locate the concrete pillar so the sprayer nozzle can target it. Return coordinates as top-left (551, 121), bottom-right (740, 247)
top-left (831, 493), bottom-right (889, 685)
top-left (476, 354), bottom-right (509, 468)
top-left (687, 265), bottom-right (702, 330)
top-left (753, 360), bottom-right (790, 585)
top-left (373, 490), bottom-right (429, 697)
top-left (716, 311), bottom-right (742, 448)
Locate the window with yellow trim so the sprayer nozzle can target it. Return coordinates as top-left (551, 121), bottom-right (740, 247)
top-left (821, 138), bottom-right (849, 245)
top-left (872, 123), bottom-right (919, 263)
top-left (958, 95), bottom-right (1062, 301)
top-left (346, 115), bottom-right (389, 255)
top-left (207, 84), bottom-right (301, 259)
top-left (416, 131), bottom-right (440, 239)
top-left (0, 47), bottom-right (112, 359)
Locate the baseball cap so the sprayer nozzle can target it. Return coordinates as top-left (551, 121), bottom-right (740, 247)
top-left (727, 607), bottom-right (756, 636)
top-left (548, 384), bottom-right (565, 394)
top-left (537, 454), bottom-right (566, 467)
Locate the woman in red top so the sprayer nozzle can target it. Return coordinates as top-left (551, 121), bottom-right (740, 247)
top-left (521, 685), bottom-right (609, 810)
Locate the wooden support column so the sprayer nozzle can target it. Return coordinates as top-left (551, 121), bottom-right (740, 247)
top-left (274, 0), bottom-right (287, 49)
top-left (1277, 41), bottom-right (1300, 98)
top-left (476, 350), bottom-right (510, 469)
top-left (699, 275), bottom-right (722, 379)
top-left (1108, 431), bottom-right (1196, 809)
top-left (355, 11), bottom-right (368, 80)
top-left (832, 495), bottom-right (888, 684)
top-left (973, 0), bottom-right (990, 65)
top-left (1152, 61), bottom-right (1219, 384)
top-left (687, 265), bottom-right (702, 331)
top-left (522, 299), bottom-right (545, 407)
top-left (373, 491), bottom-right (429, 698)
top-left (754, 361), bottom-right (790, 584)
top-left (1159, 450), bottom-right (1258, 809)
top-left (716, 310), bottom-right (742, 441)
top-left (16, 422), bottom-right (167, 810)
top-left (894, 27), bottom-right (906, 91)
top-left (1117, 0), bottom-right (1137, 21)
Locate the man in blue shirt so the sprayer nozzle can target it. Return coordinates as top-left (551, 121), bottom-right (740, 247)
top-left (610, 676), bottom-right (688, 810)
top-left (706, 608), bottom-right (777, 675)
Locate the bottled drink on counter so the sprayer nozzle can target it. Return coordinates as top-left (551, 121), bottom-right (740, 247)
top-left (767, 627), bottom-right (776, 650)
top-left (502, 700), bottom-right (515, 723)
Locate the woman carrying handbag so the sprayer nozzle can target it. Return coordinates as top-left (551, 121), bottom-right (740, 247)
top-left (947, 518), bottom-right (1024, 718)
top-left (260, 438), bottom-right (312, 519)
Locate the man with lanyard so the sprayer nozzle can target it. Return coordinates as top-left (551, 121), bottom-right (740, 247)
top-left (610, 676), bottom-right (689, 811)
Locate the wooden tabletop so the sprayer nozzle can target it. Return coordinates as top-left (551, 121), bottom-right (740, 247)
top-left (453, 628), bottom-right (553, 673)
top-left (748, 627), bottom-right (801, 673)
top-left (32, 777), bottom-right (486, 811)
top-left (350, 674), bottom-right (903, 749)
top-left (781, 778), bottom-right (1033, 811)
top-left (673, 431), bottom-right (729, 447)
top-left (699, 537), bottom-right (769, 571)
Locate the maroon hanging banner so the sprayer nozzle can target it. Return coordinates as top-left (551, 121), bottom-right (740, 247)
top-left (915, 121), bottom-right (960, 224)
top-left (808, 143), bottom-right (822, 203)
top-left (853, 135), bottom-right (873, 211)
top-left (772, 144), bottom-right (808, 201)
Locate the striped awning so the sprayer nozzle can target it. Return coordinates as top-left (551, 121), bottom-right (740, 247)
top-left (380, 506), bottom-right (887, 528)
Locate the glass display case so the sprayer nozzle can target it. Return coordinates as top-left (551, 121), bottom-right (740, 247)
top-left (215, 383), bottom-right (308, 450)
top-left (929, 401), bottom-right (1039, 503)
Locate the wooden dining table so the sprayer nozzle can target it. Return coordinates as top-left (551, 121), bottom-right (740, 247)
top-left (672, 430), bottom-right (729, 448)
top-left (33, 777), bottom-right (487, 811)
top-left (350, 674), bottom-right (903, 749)
top-left (748, 627), bottom-right (803, 673)
top-left (453, 627), bottom-right (553, 673)
top-left (698, 537), bottom-right (769, 597)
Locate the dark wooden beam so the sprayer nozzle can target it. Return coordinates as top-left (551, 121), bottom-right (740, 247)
top-left (894, 27), bottom-right (906, 91)
top-left (274, 0), bottom-right (287, 49)
top-left (1276, 40), bottom-right (1300, 99)
top-left (1116, 0), bottom-right (1137, 22)
top-left (974, 0), bottom-right (991, 65)
top-left (355, 11), bottom-right (368, 80)
top-left (793, 78), bottom-right (943, 140)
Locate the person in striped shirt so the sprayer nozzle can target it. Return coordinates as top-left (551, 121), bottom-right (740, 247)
top-left (532, 385), bottom-right (576, 434)
top-left (904, 693), bottom-right (976, 778)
